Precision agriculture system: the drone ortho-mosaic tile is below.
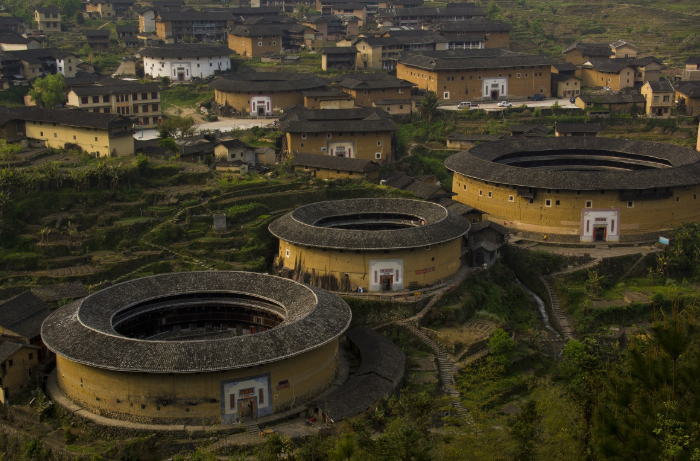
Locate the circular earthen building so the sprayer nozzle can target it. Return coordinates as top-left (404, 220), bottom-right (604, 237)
top-left (268, 198), bottom-right (471, 292)
top-left (445, 137), bottom-right (700, 242)
top-left (42, 272), bottom-right (351, 425)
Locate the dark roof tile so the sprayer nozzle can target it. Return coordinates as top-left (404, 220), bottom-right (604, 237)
top-left (0, 292), bottom-right (50, 339)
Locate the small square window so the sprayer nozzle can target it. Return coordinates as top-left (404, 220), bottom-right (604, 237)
top-left (517, 73), bottom-right (521, 78)
top-left (585, 201), bottom-right (592, 208)
top-left (258, 42), bottom-right (263, 46)
top-left (444, 92), bottom-right (449, 99)
top-left (326, 133), bottom-right (332, 139)
top-left (545, 199), bottom-right (552, 207)
top-left (472, 218), bottom-right (479, 223)
top-left (301, 133), bottom-right (307, 139)
top-left (676, 196), bottom-right (680, 202)
top-left (377, 141), bottom-right (381, 146)
top-left (463, 185), bottom-right (467, 191)
top-left (95, 137), bottom-right (98, 141)
top-left (285, 249), bottom-right (290, 257)
top-left (375, 152), bottom-right (381, 159)
top-left (425, 246), bottom-right (431, 250)
top-left (479, 190), bottom-right (483, 196)
top-left (508, 195), bottom-right (514, 202)
top-left (300, 143), bottom-right (304, 147)
top-left (40, 131), bottom-right (43, 136)
top-left (529, 198), bottom-right (534, 204)
top-left (627, 201), bottom-right (634, 208)
top-left (488, 191), bottom-right (492, 198)
top-left (555, 200), bottom-right (560, 206)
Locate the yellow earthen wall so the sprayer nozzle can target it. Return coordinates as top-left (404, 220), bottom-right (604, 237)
top-left (24, 123), bottom-right (134, 157)
top-left (0, 347), bottom-right (38, 403)
top-left (294, 165), bottom-right (379, 181)
top-left (55, 340), bottom-right (338, 424)
top-left (215, 89), bottom-right (307, 116)
top-left (285, 131), bottom-right (393, 161)
top-left (580, 67), bottom-right (634, 91)
top-left (278, 238), bottom-right (463, 290)
top-left (342, 88), bottom-right (410, 108)
top-left (396, 63), bottom-right (551, 101)
top-left (228, 34), bottom-right (282, 59)
top-left (452, 173), bottom-right (700, 237)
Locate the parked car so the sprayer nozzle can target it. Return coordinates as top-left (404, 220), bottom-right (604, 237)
top-left (497, 101), bottom-right (513, 107)
top-left (457, 101), bottom-right (472, 109)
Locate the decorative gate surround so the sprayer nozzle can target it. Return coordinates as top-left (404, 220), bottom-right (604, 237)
top-left (581, 209), bottom-right (620, 242)
top-left (369, 259), bottom-right (404, 291)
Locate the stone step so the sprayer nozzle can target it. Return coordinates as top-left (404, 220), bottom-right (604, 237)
top-left (245, 424), bottom-right (260, 435)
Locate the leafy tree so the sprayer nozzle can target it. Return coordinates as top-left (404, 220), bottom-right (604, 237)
top-left (29, 74), bottom-right (66, 108)
top-left (75, 11), bottom-right (84, 24)
top-left (158, 137), bottom-right (179, 153)
top-left (44, 0), bottom-right (81, 17)
top-left (594, 302), bottom-right (700, 460)
top-left (511, 400), bottom-right (541, 461)
top-left (485, 1), bottom-right (501, 19)
top-left (158, 115), bottom-right (195, 139)
top-left (487, 328), bottom-right (516, 368)
top-left (374, 417), bottom-right (431, 461)
top-left (657, 223), bottom-right (700, 276)
top-left (296, 435), bottom-right (333, 461)
top-left (329, 432), bottom-right (359, 461)
top-left (419, 91), bottom-right (439, 124)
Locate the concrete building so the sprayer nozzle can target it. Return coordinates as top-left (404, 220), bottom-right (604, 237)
top-left (34, 7), bottom-right (61, 34)
top-left (66, 81), bottom-right (161, 128)
top-left (397, 49), bottom-right (552, 102)
top-left (279, 106), bottom-right (399, 162)
top-left (269, 198), bottom-right (470, 291)
top-left (15, 108), bottom-right (135, 157)
top-left (42, 272), bottom-right (352, 425)
top-left (641, 80), bottom-right (674, 117)
top-left (210, 71), bottom-right (327, 116)
top-left (141, 44), bottom-right (232, 82)
top-left (446, 137), bottom-right (700, 242)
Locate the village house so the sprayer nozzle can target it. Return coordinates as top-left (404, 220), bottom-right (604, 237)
top-left (138, 2), bottom-right (187, 33)
top-left (554, 122), bottom-right (601, 137)
top-left (317, 0), bottom-right (378, 16)
top-left (468, 220), bottom-right (508, 267)
top-left (0, 32), bottom-right (41, 52)
top-left (229, 7), bottom-right (285, 20)
top-left (214, 138), bottom-right (256, 163)
top-left (509, 124), bottom-right (550, 138)
top-left (396, 49), bottom-right (552, 102)
top-left (280, 106), bottom-right (398, 162)
top-left (210, 71), bottom-right (328, 116)
top-left (675, 81), bottom-right (700, 115)
top-left (0, 292), bottom-right (52, 364)
top-left (303, 89), bottom-right (355, 109)
top-left (0, 17), bottom-right (26, 34)
top-left (681, 56), bottom-right (700, 81)
top-left (86, 0), bottom-right (115, 18)
top-left (574, 93), bottom-right (645, 114)
top-left (66, 81), bottom-right (161, 128)
top-left (292, 151), bottom-right (381, 180)
top-left (322, 47), bottom-right (358, 70)
top-left (641, 80), bottom-right (674, 117)
top-left (155, 10), bottom-right (235, 42)
top-left (251, 0), bottom-right (316, 12)
top-left (116, 25), bottom-right (140, 47)
top-left (85, 30), bottom-right (112, 51)
top-left (7, 48), bottom-right (78, 80)
top-left (34, 7), bottom-right (61, 34)
top-left (228, 25), bottom-right (283, 58)
top-left (351, 32), bottom-right (452, 69)
top-left (301, 15), bottom-right (359, 41)
top-left (563, 40), bottom-right (637, 65)
top-left (14, 108), bottom-right (135, 156)
top-left (552, 73), bottom-right (580, 98)
top-left (382, 170), bottom-right (454, 201)
top-left (445, 133), bottom-right (502, 149)
top-left (333, 73), bottom-right (413, 107)
top-left (579, 59), bottom-right (635, 91)
top-left (141, 44), bottom-right (232, 82)
top-left (376, 3), bottom-right (485, 27)
top-left (372, 99), bottom-right (411, 115)
top-left (0, 341), bottom-right (40, 404)
top-left (428, 19), bottom-right (511, 49)
top-left (330, 3), bottom-right (368, 26)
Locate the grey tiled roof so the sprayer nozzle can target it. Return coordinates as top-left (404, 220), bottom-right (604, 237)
top-left (139, 43), bottom-right (232, 58)
top-left (444, 138), bottom-right (700, 191)
top-left (292, 152), bottom-right (380, 172)
top-left (472, 240), bottom-right (501, 252)
top-left (470, 219), bottom-right (508, 235)
top-left (378, 5), bottom-right (484, 17)
top-left (333, 73), bottom-right (414, 90)
top-left (116, 25), bottom-right (139, 33)
top-left (354, 34), bottom-right (447, 47)
top-left (431, 19), bottom-right (511, 32)
top-left (446, 133), bottom-right (502, 142)
top-left (552, 62), bottom-right (577, 72)
top-left (269, 198), bottom-right (470, 250)
top-left (562, 41), bottom-right (611, 56)
top-left (555, 122), bottom-right (601, 134)
top-left (310, 327), bottom-right (404, 421)
top-left (158, 10), bottom-right (234, 21)
top-left (0, 292), bottom-right (50, 339)
top-left (0, 341), bottom-right (24, 363)
top-left (0, 32), bottom-right (33, 45)
top-left (85, 30), bottom-right (111, 37)
top-left (36, 7), bottom-right (60, 13)
top-left (647, 80), bottom-right (674, 92)
top-left (577, 93), bottom-right (645, 104)
top-left (210, 72), bottom-right (328, 93)
top-left (70, 82), bottom-right (160, 96)
top-left (686, 56), bottom-right (700, 65)
top-left (675, 81), bottom-right (700, 97)
top-left (14, 107), bottom-right (133, 130)
top-left (321, 47), bottom-right (359, 55)
top-left (302, 89), bottom-right (351, 98)
top-left (397, 49), bottom-right (551, 70)
top-left (41, 272), bottom-right (352, 373)
top-left (279, 106), bottom-right (398, 133)
top-left (582, 59), bottom-right (634, 73)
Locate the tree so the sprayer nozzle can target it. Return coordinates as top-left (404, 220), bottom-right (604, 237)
top-left (29, 74), bottom-right (66, 108)
top-left (485, 1), bottom-right (501, 19)
top-left (44, 0), bottom-right (81, 17)
top-left (158, 115), bottom-right (195, 139)
top-left (511, 400), bottom-right (541, 461)
top-left (158, 138), bottom-right (179, 153)
top-left (328, 432), bottom-right (359, 461)
top-left (419, 91), bottom-right (439, 124)
top-left (487, 328), bottom-right (516, 368)
top-left (75, 11), bottom-right (84, 24)
top-left (594, 301), bottom-right (700, 460)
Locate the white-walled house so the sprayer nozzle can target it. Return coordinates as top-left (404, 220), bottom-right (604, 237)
top-left (140, 44), bottom-right (231, 82)
top-left (55, 52), bottom-right (79, 78)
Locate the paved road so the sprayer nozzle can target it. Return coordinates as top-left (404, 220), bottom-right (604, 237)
top-left (134, 118), bottom-right (278, 140)
top-left (439, 96), bottom-right (578, 112)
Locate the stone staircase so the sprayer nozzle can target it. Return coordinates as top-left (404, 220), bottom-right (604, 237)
top-left (540, 277), bottom-right (574, 340)
top-left (557, 258), bottom-right (602, 275)
top-left (245, 423), bottom-right (260, 435)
